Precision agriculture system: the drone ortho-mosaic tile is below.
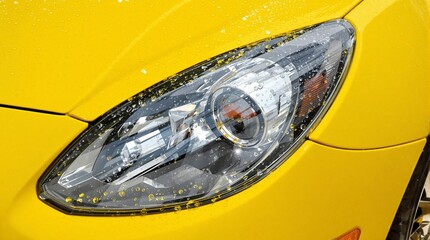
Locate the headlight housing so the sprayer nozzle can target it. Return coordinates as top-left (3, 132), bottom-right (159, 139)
top-left (39, 20), bottom-right (355, 215)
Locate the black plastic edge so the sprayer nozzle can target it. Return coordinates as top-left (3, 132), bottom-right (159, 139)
top-left (386, 137), bottom-right (430, 239)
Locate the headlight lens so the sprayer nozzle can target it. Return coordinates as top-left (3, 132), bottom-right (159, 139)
top-left (39, 20), bottom-right (354, 215)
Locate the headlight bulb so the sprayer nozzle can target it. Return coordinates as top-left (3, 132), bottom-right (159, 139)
top-left (210, 58), bottom-right (294, 147)
top-left (212, 89), bottom-right (264, 146)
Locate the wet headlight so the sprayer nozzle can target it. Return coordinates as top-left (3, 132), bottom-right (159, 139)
top-left (38, 20), bottom-right (355, 215)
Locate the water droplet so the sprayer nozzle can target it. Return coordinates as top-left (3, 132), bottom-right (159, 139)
top-left (103, 192), bottom-right (108, 197)
top-left (92, 197), bottom-right (99, 203)
top-left (138, 100), bottom-right (145, 107)
top-left (299, 124), bottom-right (306, 130)
top-left (174, 205), bottom-right (182, 211)
top-left (65, 197), bottom-right (72, 203)
top-left (258, 83), bottom-right (263, 90)
top-left (178, 189), bottom-right (184, 194)
top-left (79, 193), bottom-right (85, 198)
top-left (118, 191), bottom-right (126, 197)
top-left (270, 89), bottom-right (276, 96)
top-left (148, 194), bottom-right (154, 201)
top-left (76, 198), bottom-right (83, 203)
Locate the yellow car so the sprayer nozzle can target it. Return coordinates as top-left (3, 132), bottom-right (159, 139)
top-left (1, 0), bottom-right (429, 239)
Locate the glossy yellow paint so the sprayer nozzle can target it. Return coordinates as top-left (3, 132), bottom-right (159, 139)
top-left (1, 0), bottom-right (429, 239)
top-left (310, 0), bottom-right (430, 149)
top-left (0, 107), bottom-right (87, 222)
top-left (0, 108), bottom-right (424, 239)
top-left (0, 0), bottom-right (361, 116)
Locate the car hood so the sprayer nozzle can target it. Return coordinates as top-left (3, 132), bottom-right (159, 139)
top-left (0, 0), bottom-right (361, 121)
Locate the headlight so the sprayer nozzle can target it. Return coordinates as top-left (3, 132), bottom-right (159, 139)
top-left (38, 20), bottom-right (354, 215)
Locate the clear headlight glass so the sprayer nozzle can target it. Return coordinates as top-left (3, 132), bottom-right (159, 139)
top-left (39, 20), bottom-right (355, 215)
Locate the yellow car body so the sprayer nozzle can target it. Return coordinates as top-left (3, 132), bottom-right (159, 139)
top-left (0, 0), bottom-right (429, 239)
